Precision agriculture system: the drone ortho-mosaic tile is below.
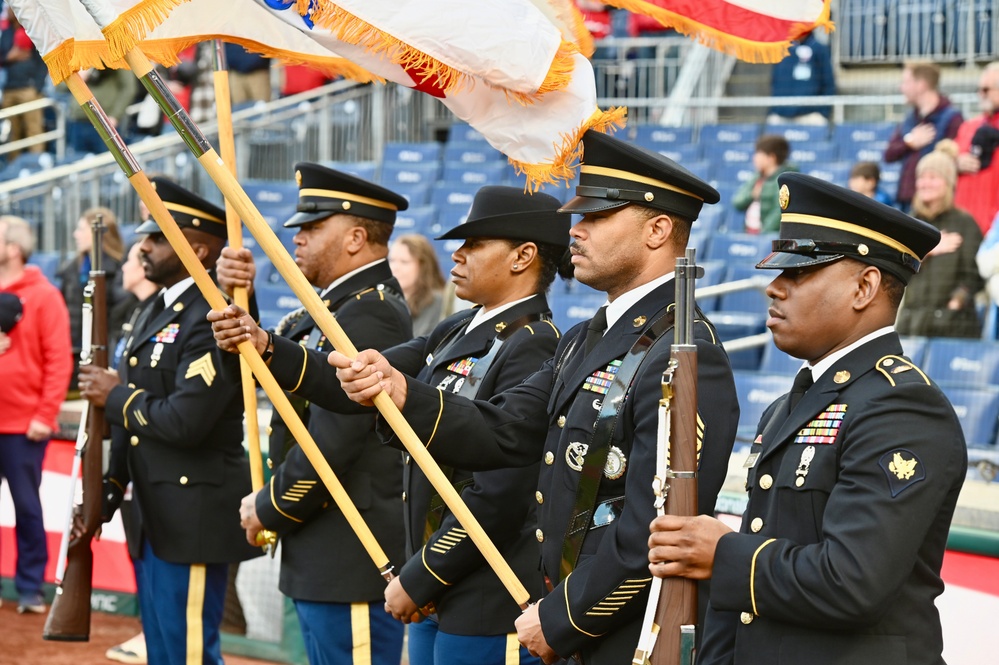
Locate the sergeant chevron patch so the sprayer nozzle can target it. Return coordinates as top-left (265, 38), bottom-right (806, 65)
top-left (430, 527), bottom-right (468, 554)
top-left (185, 352), bottom-right (217, 387)
top-left (585, 577), bottom-right (651, 616)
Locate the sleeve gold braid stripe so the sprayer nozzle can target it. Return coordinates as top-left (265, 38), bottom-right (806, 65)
top-left (270, 480), bottom-right (304, 523)
top-left (750, 538), bottom-right (776, 616)
top-left (426, 389), bottom-right (444, 448)
top-left (134, 410), bottom-right (148, 427)
top-left (291, 344), bottom-right (309, 393)
top-left (563, 574), bottom-right (604, 637)
top-left (121, 389), bottom-right (146, 430)
top-left (421, 546), bottom-right (451, 586)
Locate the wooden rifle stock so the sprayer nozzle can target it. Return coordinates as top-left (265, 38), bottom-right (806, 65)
top-left (44, 220), bottom-right (108, 641)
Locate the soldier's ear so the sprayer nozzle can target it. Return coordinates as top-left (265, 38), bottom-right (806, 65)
top-left (852, 265), bottom-right (882, 312)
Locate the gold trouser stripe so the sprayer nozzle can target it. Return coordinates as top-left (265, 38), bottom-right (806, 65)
top-left (505, 633), bottom-right (521, 665)
top-left (164, 201), bottom-right (224, 224)
top-left (750, 538), bottom-right (776, 616)
top-left (186, 564), bottom-right (206, 665)
top-left (779, 213), bottom-right (919, 259)
top-left (350, 602), bottom-right (372, 665)
top-left (299, 188), bottom-right (399, 211)
top-left (580, 165), bottom-right (703, 201)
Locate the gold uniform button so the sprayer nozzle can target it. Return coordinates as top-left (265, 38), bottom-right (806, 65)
top-left (759, 474), bottom-right (773, 490)
top-left (402, 492), bottom-right (408, 502)
top-left (557, 416), bottom-right (566, 428)
top-left (750, 517), bottom-right (764, 533)
top-left (129, 357), bottom-right (138, 367)
top-left (740, 612), bottom-right (754, 625)
top-left (544, 451), bottom-right (555, 465)
top-left (129, 435), bottom-right (139, 446)
top-left (535, 529), bottom-right (544, 543)
top-left (128, 383), bottom-right (135, 389)
top-left (535, 491), bottom-right (544, 504)
top-left (179, 476), bottom-right (189, 485)
top-left (266, 458), bottom-right (273, 469)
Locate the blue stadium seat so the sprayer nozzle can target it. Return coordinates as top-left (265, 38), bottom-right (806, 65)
top-left (804, 163), bottom-right (852, 187)
top-left (899, 336), bottom-right (929, 366)
top-left (879, 163), bottom-right (902, 200)
top-left (242, 180), bottom-right (300, 209)
top-left (391, 182), bottom-right (434, 207)
top-left (923, 338), bottom-right (999, 387)
top-left (430, 183), bottom-right (480, 209)
top-left (718, 144), bottom-right (756, 165)
top-left (506, 174), bottom-right (577, 204)
top-left (650, 144), bottom-right (701, 164)
top-left (254, 283), bottom-right (302, 315)
top-left (28, 251), bottom-right (61, 286)
top-left (448, 123), bottom-right (488, 144)
top-left (436, 201), bottom-right (473, 232)
top-left (692, 259), bottom-right (728, 312)
top-left (322, 161), bottom-right (378, 182)
top-left (711, 162), bottom-right (756, 187)
top-left (382, 142), bottom-right (442, 164)
top-left (790, 142), bottom-right (838, 165)
top-left (718, 266), bottom-right (770, 315)
top-left (682, 160), bottom-right (712, 182)
top-left (633, 125), bottom-right (695, 149)
top-left (759, 343), bottom-right (803, 376)
top-left (700, 123), bottom-right (760, 145)
top-left (442, 142), bottom-right (505, 165)
top-left (550, 291), bottom-right (606, 333)
top-left (379, 162), bottom-right (441, 187)
top-left (696, 206), bottom-right (727, 235)
top-left (713, 312), bottom-right (767, 370)
top-left (940, 385), bottom-right (999, 448)
top-left (733, 371), bottom-right (794, 443)
top-left (441, 161), bottom-right (508, 187)
top-left (394, 205), bottom-right (438, 236)
top-left (704, 233), bottom-right (775, 265)
top-left (763, 124), bottom-right (829, 143)
top-left (832, 122), bottom-right (895, 145)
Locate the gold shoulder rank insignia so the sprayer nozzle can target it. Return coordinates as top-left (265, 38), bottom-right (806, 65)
top-left (185, 352), bottom-right (217, 387)
top-left (877, 355), bottom-right (930, 386)
top-left (879, 449), bottom-right (925, 497)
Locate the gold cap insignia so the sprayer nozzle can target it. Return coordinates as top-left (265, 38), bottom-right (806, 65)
top-left (192, 218), bottom-right (201, 227)
top-left (295, 170), bottom-right (303, 187)
top-left (633, 315), bottom-right (647, 327)
top-left (778, 184), bottom-right (790, 210)
top-left (495, 321), bottom-right (507, 332)
top-left (833, 370), bottom-right (851, 384)
top-left (644, 192), bottom-right (654, 202)
top-left (342, 201), bottom-right (351, 210)
top-left (858, 243), bottom-right (869, 256)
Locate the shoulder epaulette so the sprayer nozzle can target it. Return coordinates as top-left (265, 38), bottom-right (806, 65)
top-left (876, 355), bottom-right (931, 387)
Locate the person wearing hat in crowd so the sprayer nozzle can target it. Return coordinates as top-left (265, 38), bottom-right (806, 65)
top-left (648, 172), bottom-right (967, 665)
top-left (213, 185), bottom-right (573, 664)
top-left (209, 162), bottom-right (413, 665)
top-left (328, 131), bottom-right (740, 665)
top-left (76, 178), bottom-right (261, 664)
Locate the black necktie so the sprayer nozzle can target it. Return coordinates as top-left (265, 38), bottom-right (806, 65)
top-left (149, 293), bottom-right (166, 319)
top-left (583, 305), bottom-right (608, 356)
top-left (787, 367), bottom-right (813, 413)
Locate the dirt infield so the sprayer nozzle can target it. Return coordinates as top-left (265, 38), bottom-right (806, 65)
top-left (0, 602), bottom-right (283, 665)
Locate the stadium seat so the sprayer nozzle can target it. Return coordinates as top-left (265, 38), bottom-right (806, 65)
top-left (650, 144), bottom-right (701, 164)
top-left (759, 342), bottom-right (803, 376)
top-left (550, 291), bottom-right (606, 333)
top-left (435, 201), bottom-right (473, 232)
top-left (254, 283), bottom-right (302, 315)
top-left (430, 183), bottom-right (480, 209)
top-left (442, 142), bottom-right (505, 165)
top-left (879, 163), bottom-right (902, 201)
top-left (712, 311), bottom-right (768, 370)
top-left (633, 125), bottom-right (695, 149)
top-left (682, 160), bottom-right (712, 182)
top-left (394, 205), bottom-right (438, 236)
top-left (704, 233), bottom-right (775, 265)
top-left (692, 259), bottom-right (728, 312)
top-left (717, 144), bottom-right (756, 165)
top-left (711, 162), bottom-right (756, 187)
top-left (790, 142), bottom-right (838, 165)
top-left (696, 206), bottom-right (727, 235)
top-left (448, 123), bottom-right (488, 144)
top-left (763, 124), bottom-right (829, 143)
top-left (718, 266), bottom-right (770, 316)
top-left (899, 336), bottom-right (929, 366)
top-left (322, 161), bottom-right (379, 182)
top-left (940, 385), bottom-right (999, 449)
top-left (382, 142), bottom-right (442, 164)
top-left (804, 163), bottom-right (852, 187)
top-left (391, 181), bottom-right (434, 207)
top-left (733, 371), bottom-right (794, 444)
top-left (923, 338), bottom-right (999, 387)
top-left (507, 173), bottom-right (577, 204)
top-left (379, 162), bottom-right (441, 188)
top-left (242, 180), bottom-right (300, 209)
top-left (700, 123), bottom-right (760, 145)
top-left (832, 122), bottom-right (895, 145)
top-left (441, 161), bottom-right (508, 186)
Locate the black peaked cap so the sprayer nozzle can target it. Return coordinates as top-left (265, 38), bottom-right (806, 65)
top-left (136, 177), bottom-right (228, 239)
top-left (756, 172), bottom-right (941, 284)
top-left (559, 130), bottom-right (719, 220)
top-left (284, 162), bottom-right (409, 228)
top-left (436, 186), bottom-right (569, 247)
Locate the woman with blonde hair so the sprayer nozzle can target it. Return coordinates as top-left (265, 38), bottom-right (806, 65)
top-left (389, 233), bottom-right (448, 337)
top-left (896, 139), bottom-right (985, 337)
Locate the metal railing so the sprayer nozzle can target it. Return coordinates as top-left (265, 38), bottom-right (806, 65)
top-left (0, 96), bottom-right (67, 160)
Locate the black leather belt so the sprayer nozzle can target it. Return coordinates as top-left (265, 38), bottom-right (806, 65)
top-left (590, 496), bottom-right (625, 530)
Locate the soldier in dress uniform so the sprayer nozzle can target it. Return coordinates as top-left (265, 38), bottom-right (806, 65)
top-left (78, 178), bottom-right (261, 665)
top-left (331, 131), bottom-right (741, 665)
top-left (212, 185), bottom-right (571, 665)
top-left (648, 172), bottom-right (968, 665)
top-left (210, 162), bottom-right (413, 665)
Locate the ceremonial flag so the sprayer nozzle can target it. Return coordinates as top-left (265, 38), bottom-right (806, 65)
top-left (603, 0), bottom-right (833, 63)
top-left (11, 0), bottom-right (622, 188)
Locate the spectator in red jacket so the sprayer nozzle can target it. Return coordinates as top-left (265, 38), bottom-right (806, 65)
top-left (0, 215), bottom-right (73, 615)
top-left (955, 61), bottom-right (999, 235)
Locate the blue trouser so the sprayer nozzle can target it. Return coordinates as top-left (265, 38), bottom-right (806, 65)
top-left (294, 598), bottom-right (404, 665)
top-left (408, 616), bottom-right (540, 665)
top-left (0, 433), bottom-right (49, 599)
top-left (138, 540), bottom-right (228, 665)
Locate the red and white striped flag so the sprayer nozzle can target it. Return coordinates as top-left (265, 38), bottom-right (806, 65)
top-left (10, 0), bottom-right (623, 188)
top-left (604, 0), bottom-right (833, 63)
